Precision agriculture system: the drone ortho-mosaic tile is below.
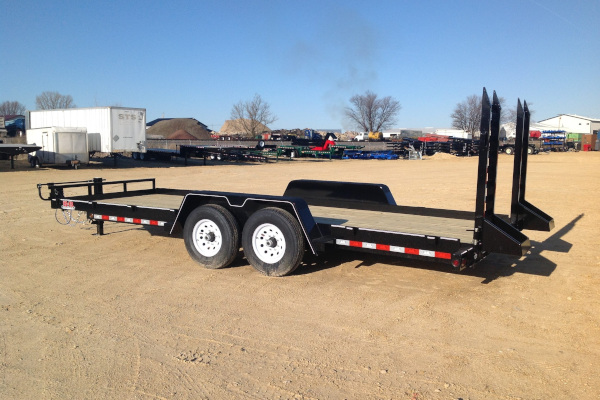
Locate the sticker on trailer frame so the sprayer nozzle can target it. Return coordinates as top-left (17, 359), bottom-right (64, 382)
top-left (62, 200), bottom-right (75, 210)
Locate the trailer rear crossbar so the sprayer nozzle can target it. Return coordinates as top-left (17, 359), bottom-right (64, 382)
top-left (37, 88), bottom-right (554, 276)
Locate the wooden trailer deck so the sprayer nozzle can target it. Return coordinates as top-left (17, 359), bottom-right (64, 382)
top-left (309, 206), bottom-right (474, 243)
top-left (96, 193), bottom-right (475, 243)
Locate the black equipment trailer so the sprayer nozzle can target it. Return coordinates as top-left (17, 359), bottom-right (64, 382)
top-left (133, 144), bottom-right (273, 164)
top-left (0, 144), bottom-right (42, 169)
top-left (37, 89), bottom-right (554, 276)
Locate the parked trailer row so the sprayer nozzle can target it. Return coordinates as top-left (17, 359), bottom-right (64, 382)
top-left (134, 138), bottom-right (364, 163)
top-left (133, 145), bottom-right (274, 164)
top-left (388, 137), bottom-right (542, 158)
top-left (37, 89), bottom-right (554, 276)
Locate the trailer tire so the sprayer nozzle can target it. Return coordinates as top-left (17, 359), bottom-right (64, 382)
top-left (139, 152), bottom-right (147, 161)
top-left (132, 152), bottom-right (139, 160)
top-left (242, 207), bottom-right (304, 277)
top-left (504, 146), bottom-right (514, 155)
top-left (184, 204), bottom-right (240, 269)
top-left (527, 146), bottom-right (533, 155)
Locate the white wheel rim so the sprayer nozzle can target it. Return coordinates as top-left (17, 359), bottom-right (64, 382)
top-left (252, 223), bottom-right (286, 264)
top-left (192, 219), bottom-right (222, 257)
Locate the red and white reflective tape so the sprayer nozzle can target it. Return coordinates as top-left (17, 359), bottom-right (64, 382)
top-left (91, 214), bottom-right (166, 227)
top-left (335, 239), bottom-right (451, 260)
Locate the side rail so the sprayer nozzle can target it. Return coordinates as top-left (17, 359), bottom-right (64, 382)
top-left (473, 88), bottom-right (554, 260)
top-left (38, 177), bottom-right (156, 204)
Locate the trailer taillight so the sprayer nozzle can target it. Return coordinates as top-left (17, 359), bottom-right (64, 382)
top-left (452, 256), bottom-right (468, 270)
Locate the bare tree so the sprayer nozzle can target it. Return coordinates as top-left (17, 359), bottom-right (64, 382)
top-left (35, 91), bottom-right (76, 110)
top-left (344, 91), bottom-right (401, 133)
top-left (0, 101), bottom-right (26, 115)
top-left (452, 94), bottom-right (536, 136)
top-left (451, 94), bottom-right (482, 137)
top-left (504, 102), bottom-right (535, 124)
top-left (230, 94), bottom-right (277, 138)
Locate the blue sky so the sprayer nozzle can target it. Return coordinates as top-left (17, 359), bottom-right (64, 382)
top-left (2, 0), bottom-right (599, 131)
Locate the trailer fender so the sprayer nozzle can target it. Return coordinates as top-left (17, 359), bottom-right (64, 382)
top-left (172, 192), bottom-right (323, 254)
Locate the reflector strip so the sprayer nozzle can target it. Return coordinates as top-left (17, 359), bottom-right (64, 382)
top-left (336, 239), bottom-right (451, 260)
top-left (92, 214), bottom-right (166, 227)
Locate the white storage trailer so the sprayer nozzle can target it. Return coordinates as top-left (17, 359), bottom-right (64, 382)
top-left (26, 127), bottom-right (89, 167)
top-left (434, 129), bottom-right (472, 139)
top-left (27, 107), bottom-right (146, 154)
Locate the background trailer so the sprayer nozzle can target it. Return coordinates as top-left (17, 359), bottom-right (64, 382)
top-left (27, 107), bottom-right (146, 154)
top-left (26, 127), bottom-right (88, 168)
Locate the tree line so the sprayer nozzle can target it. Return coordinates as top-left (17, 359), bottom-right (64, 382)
top-left (0, 91), bottom-right (76, 115)
top-left (1, 90), bottom-right (531, 138)
top-left (231, 91), bottom-right (401, 137)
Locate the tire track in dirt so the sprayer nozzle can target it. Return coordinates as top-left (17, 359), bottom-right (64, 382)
top-left (0, 331), bottom-right (7, 391)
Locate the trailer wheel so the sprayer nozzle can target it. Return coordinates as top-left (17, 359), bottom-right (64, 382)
top-left (242, 208), bottom-right (304, 277)
top-left (504, 146), bottom-right (514, 155)
top-left (289, 150), bottom-right (296, 158)
top-left (132, 152), bottom-right (139, 160)
top-left (527, 146), bottom-right (533, 155)
top-left (31, 157), bottom-right (41, 168)
top-left (184, 204), bottom-right (240, 269)
top-left (139, 152), bottom-right (147, 161)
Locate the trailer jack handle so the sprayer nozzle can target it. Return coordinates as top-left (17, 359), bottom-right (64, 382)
top-left (37, 183), bottom-right (50, 201)
top-left (37, 183), bottom-right (58, 201)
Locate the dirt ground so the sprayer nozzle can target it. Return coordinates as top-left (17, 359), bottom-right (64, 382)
top-left (1, 152), bottom-right (599, 399)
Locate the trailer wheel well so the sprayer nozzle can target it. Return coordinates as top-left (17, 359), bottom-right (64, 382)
top-left (174, 195), bottom-right (315, 256)
top-left (176, 197), bottom-right (300, 234)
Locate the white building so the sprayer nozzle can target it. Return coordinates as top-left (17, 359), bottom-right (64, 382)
top-left (500, 121), bottom-right (566, 140)
top-left (536, 114), bottom-right (600, 135)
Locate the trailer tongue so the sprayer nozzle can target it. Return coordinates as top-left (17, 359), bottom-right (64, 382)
top-left (37, 89), bottom-right (554, 276)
